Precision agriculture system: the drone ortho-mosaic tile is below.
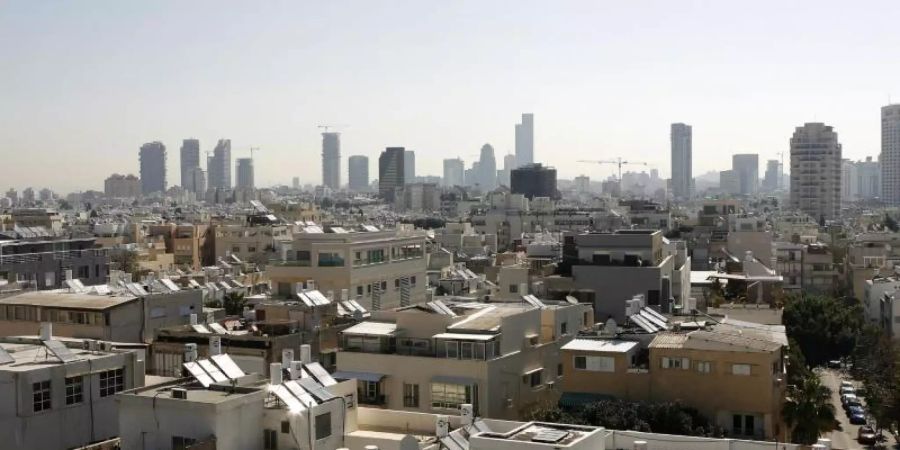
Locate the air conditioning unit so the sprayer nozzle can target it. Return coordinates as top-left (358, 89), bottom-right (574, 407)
top-left (100, 342), bottom-right (113, 352)
top-left (172, 388), bottom-right (188, 399)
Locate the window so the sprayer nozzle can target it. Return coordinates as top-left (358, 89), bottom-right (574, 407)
top-left (357, 286), bottom-right (363, 296)
top-left (281, 420), bottom-right (290, 433)
top-left (732, 414), bottom-right (756, 436)
top-left (264, 429), bottom-right (278, 450)
top-left (557, 363), bottom-right (564, 377)
top-left (574, 356), bottom-right (586, 370)
top-left (65, 376), bottom-right (83, 405)
top-left (527, 370), bottom-right (543, 387)
top-left (560, 321), bottom-right (568, 336)
top-left (732, 364), bottom-right (752, 376)
top-left (509, 284), bottom-right (518, 293)
top-left (315, 412), bottom-right (332, 439)
top-left (410, 276), bottom-right (416, 286)
top-left (395, 278), bottom-right (400, 288)
top-left (362, 380), bottom-right (379, 400)
top-left (100, 367), bottom-right (125, 397)
top-left (232, 246), bottom-right (241, 253)
top-left (431, 383), bottom-right (471, 409)
top-left (33, 380), bottom-right (51, 412)
top-left (696, 361), bottom-right (712, 374)
top-left (445, 341), bottom-right (459, 358)
top-left (318, 252), bottom-right (345, 267)
top-left (172, 436), bottom-right (197, 450)
top-left (403, 383), bottom-right (420, 408)
top-left (575, 355), bottom-right (615, 372)
top-left (461, 342), bottom-right (474, 359)
top-left (661, 357), bottom-right (690, 370)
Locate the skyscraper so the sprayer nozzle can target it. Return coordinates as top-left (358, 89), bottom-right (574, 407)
top-left (443, 158), bottom-right (464, 187)
top-left (511, 163), bottom-right (558, 200)
top-left (236, 158), bottom-right (254, 189)
top-left (404, 150), bottom-right (415, 184)
top-left (379, 147), bottom-right (405, 200)
top-left (790, 123), bottom-right (842, 221)
top-left (498, 154), bottom-right (517, 186)
top-left (348, 155), bottom-right (369, 191)
top-left (321, 132), bottom-right (341, 189)
top-left (208, 139), bottom-right (232, 189)
top-left (477, 144), bottom-right (498, 190)
top-left (139, 141), bottom-right (166, 195)
top-left (732, 154), bottom-right (759, 196)
top-left (180, 139), bottom-right (200, 191)
top-left (670, 123), bottom-right (692, 200)
top-left (190, 167), bottom-right (206, 195)
top-left (763, 159), bottom-right (780, 191)
top-left (882, 104), bottom-right (900, 205)
top-left (514, 113), bottom-right (534, 167)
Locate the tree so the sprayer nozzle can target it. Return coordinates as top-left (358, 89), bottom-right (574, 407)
top-left (530, 399), bottom-right (720, 437)
top-left (851, 326), bottom-right (900, 434)
top-left (782, 374), bottom-right (837, 444)
top-left (885, 214), bottom-right (899, 232)
top-left (782, 294), bottom-right (863, 366)
top-left (222, 292), bottom-right (247, 316)
top-left (110, 250), bottom-right (138, 274)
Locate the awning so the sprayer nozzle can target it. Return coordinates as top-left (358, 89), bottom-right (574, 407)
top-left (432, 375), bottom-right (477, 385)
top-left (332, 371), bottom-right (386, 383)
top-left (523, 367), bottom-right (544, 376)
top-left (432, 332), bottom-right (497, 341)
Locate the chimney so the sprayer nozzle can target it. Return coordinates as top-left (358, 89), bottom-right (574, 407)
top-left (300, 344), bottom-right (312, 364)
top-left (40, 322), bottom-right (52, 341)
top-left (209, 336), bottom-right (222, 356)
top-left (270, 362), bottom-right (283, 385)
top-left (190, 314), bottom-right (198, 326)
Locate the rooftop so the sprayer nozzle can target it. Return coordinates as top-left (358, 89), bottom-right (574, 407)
top-left (0, 290), bottom-right (137, 310)
top-left (0, 340), bottom-right (128, 372)
top-left (561, 339), bottom-right (639, 353)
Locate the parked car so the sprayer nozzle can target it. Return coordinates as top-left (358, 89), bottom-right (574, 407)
top-left (840, 380), bottom-right (853, 388)
top-left (842, 393), bottom-right (858, 407)
top-left (828, 360), bottom-right (842, 369)
top-left (849, 407), bottom-right (867, 424)
top-left (858, 425), bottom-right (877, 445)
top-left (840, 386), bottom-right (856, 396)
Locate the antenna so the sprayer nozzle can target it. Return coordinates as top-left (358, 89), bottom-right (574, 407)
top-left (250, 147), bottom-right (260, 160)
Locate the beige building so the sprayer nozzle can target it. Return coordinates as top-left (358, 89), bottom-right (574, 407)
top-left (267, 227), bottom-right (428, 311)
top-left (789, 122), bottom-right (842, 221)
top-left (213, 222), bottom-right (291, 263)
top-left (334, 298), bottom-right (594, 420)
top-left (560, 323), bottom-right (786, 440)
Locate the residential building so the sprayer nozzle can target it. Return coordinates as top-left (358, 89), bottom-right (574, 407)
top-left (379, 147), bottom-right (405, 200)
top-left (180, 139), bottom-right (201, 191)
top-left (511, 163), bottom-right (557, 200)
top-left (574, 175), bottom-right (590, 193)
top-left (139, 141), bottom-right (166, 195)
top-left (335, 298), bottom-right (593, 419)
top-left (443, 158), bottom-right (465, 187)
top-left (882, 104), bottom-right (900, 206)
top-left (190, 166), bottom-right (207, 196)
top-left (476, 144), bottom-right (498, 190)
top-left (237, 157), bottom-right (255, 189)
top-left (267, 226), bottom-right (427, 311)
top-left (732, 154), bottom-right (759, 196)
top-left (322, 132), bottom-right (341, 190)
top-left (404, 150), bottom-right (416, 184)
top-left (0, 229), bottom-right (108, 289)
top-left (560, 321), bottom-right (786, 440)
top-left (213, 220), bottom-right (291, 264)
top-left (774, 242), bottom-right (836, 294)
top-left (842, 157), bottom-right (881, 202)
top-left (208, 139), bottom-right (232, 189)
top-left (104, 173), bottom-right (141, 198)
top-left (348, 155), bottom-right (369, 191)
top-left (789, 123), bottom-right (842, 221)
top-left (515, 113), bottom-right (534, 167)
top-left (400, 183), bottom-right (440, 213)
top-left (671, 123), bottom-right (692, 200)
top-left (0, 333), bottom-right (145, 449)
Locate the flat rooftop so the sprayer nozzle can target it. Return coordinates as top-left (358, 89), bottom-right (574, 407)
top-left (476, 422), bottom-right (599, 447)
top-left (0, 341), bottom-right (125, 372)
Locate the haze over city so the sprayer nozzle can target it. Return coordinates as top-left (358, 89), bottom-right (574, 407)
top-left (2, 1), bottom-right (899, 192)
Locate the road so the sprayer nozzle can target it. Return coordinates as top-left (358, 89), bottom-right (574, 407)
top-left (820, 368), bottom-right (864, 450)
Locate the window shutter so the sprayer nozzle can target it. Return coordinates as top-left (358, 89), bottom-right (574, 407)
top-left (682, 358), bottom-right (690, 370)
top-left (661, 357), bottom-right (670, 368)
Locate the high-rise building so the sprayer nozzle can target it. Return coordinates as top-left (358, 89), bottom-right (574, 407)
top-left (190, 167), bottom-right (206, 195)
top-left (104, 174), bottom-right (141, 198)
top-left (477, 144), bottom-right (498, 190)
top-left (732, 154), bottom-right (759, 196)
top-left (404, 150), bottom-right (415, 184)
top-left (497, 153), bottom-right (517, 186)
top-left (574, 175), bottom-right (591, 193)
top-left (379, 147), bottom-right (405, 200)
top-left (236, 158), bottom-right (254, 189)
top-left (208, 139), bottom-right (232, 189)
top-left (719, 170), bottom-right (739, 195)
top-left (292, 177), bottom-right (300, 190)
top-left (790, 123), bottom-right (842, 221)
top-left (442, 158), bottom-right (464, 187)
top-left (882, 104), bottom-right (900, 205)
top-left (843, 157), bottom-right (881, 202)
top-left (511, 163), bottom-right (558, 200)
top-left (763, 159), bottom-right (780, 191)
top-left (670, 123), bottom-right (692, 200)
top-left (180, 139), bottom-right (200, 191)
top-left (321, 132), bottom-right (341, 189)
top-left (514, 113), bottom-right (534, 167)
top-left (139, 141), bottom-right (166, 194)
top-left (348, 155), bottom-right (369, 191)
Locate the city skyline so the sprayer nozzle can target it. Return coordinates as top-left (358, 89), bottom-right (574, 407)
top-left (3, 1), bottom-right (900, 192)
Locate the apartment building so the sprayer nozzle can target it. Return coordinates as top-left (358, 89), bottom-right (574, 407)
top-left (560, 323), bottom-right (786, 440)
top-left (774, 242), bottom-right (837, 294)
top-left (334, 298), bottom-right (594, 420)
top-left (0, 333), bottom-right (145, 449)
top-left (213, 221), bottom-right (292, 264)
top-left (267, 226), bottom-right (428, 311)
top-left (568, 230), bottom-right (690, 322)
top-left (0, 228), bottom-right (109, 289)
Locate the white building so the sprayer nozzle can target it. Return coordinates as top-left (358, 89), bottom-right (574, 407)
top-left (842, 157), bottom-right (881, 202)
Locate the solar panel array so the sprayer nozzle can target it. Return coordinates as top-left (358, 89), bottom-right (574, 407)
top-left (182, 354), bottom-right (246, 387)
top-left (297, 290), bottom-right (331, 307)
top-left (270, 378), bottom-right (331, 413)
top-left (522, 295), bottom-right (547, 309)
top-left (532, 430), bottom-right (569, 443)
top-left (628, 307), bottom-right (669, 333)
top-left (160, 279), bottom-right (181, 292)
top-left (305, 362), bottom-right (337, 386)
top-left (208, 323), bottom-right (229, 335)
top-left (125, 283), bottom-right (149, 297)
top-left (65, 279), bottom-right (87, 293)
top-left (427, 300), bottom-right (457, 317)
top-left (0, 346), bottom-right (14, 365)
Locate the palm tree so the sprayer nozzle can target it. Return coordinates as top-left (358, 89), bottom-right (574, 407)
top-left (222, 292), bottom-right (247, 316)
top-left (782, 373), bottom-right (837, 444)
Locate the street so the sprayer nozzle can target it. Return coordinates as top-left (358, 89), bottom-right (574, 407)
top-left (820, 368), bottom-right (865, 450)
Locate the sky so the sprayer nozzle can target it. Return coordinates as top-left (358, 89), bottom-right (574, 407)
top-left (2, 1), bottom-right (900, 193)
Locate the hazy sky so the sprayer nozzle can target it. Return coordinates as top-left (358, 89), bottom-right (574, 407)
top-left (3, 1), bottom-right (900, 193)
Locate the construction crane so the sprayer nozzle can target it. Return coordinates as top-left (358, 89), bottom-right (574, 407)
top-left (250, 147), bottom-right (260, 160)
top-left (577, 157), bottom-right (650, 196)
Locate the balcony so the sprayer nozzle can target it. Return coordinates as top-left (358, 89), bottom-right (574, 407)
top-left (358, 394), bottom-right (388, 406)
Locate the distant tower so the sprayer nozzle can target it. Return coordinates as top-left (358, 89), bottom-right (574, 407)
top-left (139, 141), bottom-right (166, 194)
top-left (180, 139), bottom-right (200, 191)
top-left (208, 139), bottom-right (232, 189)
top-left (348, 155), bottom-right (370, 191)
top-left (443, 158), bottom-right (464, 187)
top-left (292, 177), bottom-right (300, 190)
top-left (764, 159), bottom-right (780, 191)
top-left (378, 147), bottom-right (405, 200)
top-left (670, 123), bottom-right (692, 200)
top-left (190, 167), bottom-right (207, 195)
top-left (404, 150), bottom-right (416, 184)
top-left (478, 144), bottom-right (498, 190)
top-left (732, 154), bottom-right (759, 195)
top-left (321, 132), bottom-right (341, 189)
top-left (882, 104), bottom-right (900, 205)
top-left (236, 158), bottom-right (254, 189)
top-left (514, 113), bottom-right (534, 167)
top-left (790, 123), bottom-right (842, 221)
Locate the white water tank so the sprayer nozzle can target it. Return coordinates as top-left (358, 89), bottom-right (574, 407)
top-left (209, 336), bottom-right (222, 356)
top-left (633, 441), bottom-right (647, 450)
top-left (435, 415), bottom-right (450, 438)
top-left (40, 322), bottom-right (52, 341)
top-left (300, 344), bottom-right (312, 364)
top-left (270, 363), bottom-right (283, 384)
